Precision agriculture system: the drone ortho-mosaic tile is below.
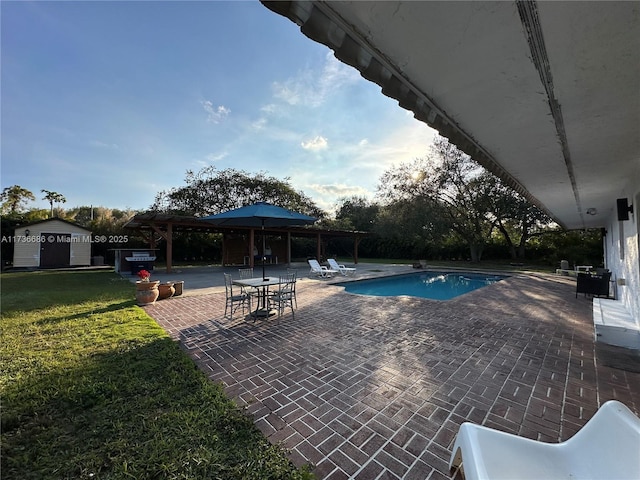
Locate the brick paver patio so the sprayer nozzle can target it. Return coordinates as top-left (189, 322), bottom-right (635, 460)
top-left (144, 271), bottom-right (640, 479)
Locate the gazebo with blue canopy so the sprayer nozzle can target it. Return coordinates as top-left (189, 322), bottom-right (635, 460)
top-left (200, 202), bottom-right (317, 280)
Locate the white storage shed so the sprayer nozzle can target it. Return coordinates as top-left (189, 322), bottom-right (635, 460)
top-left (13, 218), bottom-right (92, 268)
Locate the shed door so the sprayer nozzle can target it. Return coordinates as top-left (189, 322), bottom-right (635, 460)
top-left (40, 233), bottom-right (71, 268)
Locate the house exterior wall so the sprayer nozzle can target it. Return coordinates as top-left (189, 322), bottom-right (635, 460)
top-left (13, 220), bottom-right (92, 268)
top-left (604, 175), bottom-right (640, 323)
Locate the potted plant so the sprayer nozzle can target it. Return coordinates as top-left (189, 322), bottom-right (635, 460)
top-left (158, 281), bottom-right (175, 300)
top-left (135, 269), bottom-right (160, 306)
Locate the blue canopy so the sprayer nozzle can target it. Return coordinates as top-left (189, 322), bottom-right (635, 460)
top-left (200, 202), bottom-right (316, 279)
top-left (200, 202), bottom-right (317, 227)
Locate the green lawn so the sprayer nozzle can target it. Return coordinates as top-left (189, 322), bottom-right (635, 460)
top-left (1, 270), bottom-right (312, 480)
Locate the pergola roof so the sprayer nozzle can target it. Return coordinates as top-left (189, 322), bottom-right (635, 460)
top-left (123, 212), bottom-right (368, 238)
top-left (124, 212), bottom-right (368, 272)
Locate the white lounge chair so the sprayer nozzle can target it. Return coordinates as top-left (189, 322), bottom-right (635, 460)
top-left (448, 399), bottom-right (640, 480)
top-left (308, 259), bottom-right (339, 278)
top-left (327, 258), bottom-right (356, 276)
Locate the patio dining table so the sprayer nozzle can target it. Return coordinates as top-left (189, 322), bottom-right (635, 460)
top-left (233, 276), bottom-right (282, 318)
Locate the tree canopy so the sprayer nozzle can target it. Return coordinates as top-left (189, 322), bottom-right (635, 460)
top-left (41, 190), bottom-right (67, 218)
top-left (1, 140), bottom-right (588, 268)
top-left (374, 135), bottom-right (554, 261)
top-left (333, 196), bottom-right (379, 231)
top-left (1, 186), bottom-right (35, 215)
top-left (377, 136), bottom-right (494, 261)
top-left (151, 166), bottom-right (326, 220)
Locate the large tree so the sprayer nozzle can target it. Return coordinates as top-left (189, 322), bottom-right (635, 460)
top-left (378, 136), bottom-right (558, 261)
top-left (41, 190), bottom-right (67, 218)
top-left (487, 180), bottom-right (555, 259)
top-left (1, 185), bottom-right (35, 215)
top-left (151, 166), bottom-right (326, 219)
top-left (378, 136), bottom-right (496, 262)
top-left (333, 196), bottom-right (379, 231)
top-left (375, 197), bottom-right (448, 259)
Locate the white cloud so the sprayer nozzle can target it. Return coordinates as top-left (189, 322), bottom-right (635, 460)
top-left (301, 135), bottom-right (328, 151)
top-left (206, 152), bottom-right (228, 162)
top-left (272, 52), bottom-right (359, 108)
top-left (90, 140), bottom-right (119, 149)
top-left (272, 80), bottom-right (304, 106)
top-left (201, 100), bottom-right (230, 123)
top-left (252, 117), bottom-right (267, 130)
top-left (347, 121), bottom-right (437, 174)
top-left (261, 104), bottom-right (277, 114)
top-left (309, 183), bottom-right (369, 198)
top-left (299, 183), bottom-right (372, 214)
top-left (193, 151), bottom-right (229, 168)
top-left (318, 52), bottom-right (360, 93)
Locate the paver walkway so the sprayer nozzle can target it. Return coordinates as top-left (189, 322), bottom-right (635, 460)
top-left (144, 271), bottom-right (640, 479)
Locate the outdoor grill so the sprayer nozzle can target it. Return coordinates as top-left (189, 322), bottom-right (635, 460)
top-left (126, 251), bottom-right (157, 276)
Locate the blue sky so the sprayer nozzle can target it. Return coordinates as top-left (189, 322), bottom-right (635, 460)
top-left (2, 1), bottom-right (436, 214)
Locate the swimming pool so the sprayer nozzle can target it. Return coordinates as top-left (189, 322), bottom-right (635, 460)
top-left (338, 272), bottom-right (507, 300)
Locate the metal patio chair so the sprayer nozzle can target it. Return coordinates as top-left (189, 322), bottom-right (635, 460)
top-left (268, 272), bottom-right (296, 319)
top-left (223, 273), bottom-right (251, 320)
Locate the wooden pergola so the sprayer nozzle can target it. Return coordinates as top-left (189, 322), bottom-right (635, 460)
top-left (123, 212), bottom-right (368, 273)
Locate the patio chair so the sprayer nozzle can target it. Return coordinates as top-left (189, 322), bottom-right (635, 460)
top-left (268, 273), bottom-right (296, 319)
top-left (308, 259), bottom-right (339, 278)
top-left (448, 399), bottom-right (640, 480)
top-left (286, 268), bottom-right (298, 307)
top-left (238, 267), bottom-right (260, 304)
top-left (238, 268), bottom-right (254, 279)
top-left (576, 270), bottom-right (611, 298)
top-left (223, 273), bottom-right (251, 320)
top-left (327, 258), bottom-right (356, 276)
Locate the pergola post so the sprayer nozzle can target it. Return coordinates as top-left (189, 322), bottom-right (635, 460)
top-left (165, 222), bottom-right (173, 273)
top-left (149, 223), bottom-right (172, 274)
top-left (316, 232), bottom-right (322, 261)
top-left (354, 235), bottom-right (361, 264)
top-left (249, 229), bottom-right (255, 268)
top-left (221, 233), bottom-right (227, 267)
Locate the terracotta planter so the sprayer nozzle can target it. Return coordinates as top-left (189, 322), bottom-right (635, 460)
top-left (158, 282), bottom-right (175, 300)
top-left (172, 281), bottom-right (184, 296)
top-left (136, 281), bottom-right (160, 306)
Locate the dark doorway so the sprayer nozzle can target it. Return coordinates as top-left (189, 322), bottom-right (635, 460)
top-left (40, 233), bottom-right (71, 268)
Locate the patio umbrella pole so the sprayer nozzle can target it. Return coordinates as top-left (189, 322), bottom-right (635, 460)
top-left (261, 221), bottom-right (267, 280)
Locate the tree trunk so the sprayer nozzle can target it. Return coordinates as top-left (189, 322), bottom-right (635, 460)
top-left (469, 243), bottom-right (484, 262)
top-left (496, 221), bottom-right (517, 259)
top-left (517, 234), bottom-right (528, 258)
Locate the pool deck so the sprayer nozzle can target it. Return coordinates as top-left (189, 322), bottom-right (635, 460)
top-left (140, 264), bottom-right (640, 479)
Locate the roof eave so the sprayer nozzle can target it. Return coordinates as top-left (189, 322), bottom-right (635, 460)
top-left (261, 0), bottom-right (565, 228)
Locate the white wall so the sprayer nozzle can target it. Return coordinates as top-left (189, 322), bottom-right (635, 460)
top-left (604, 175), bottom-right (640, 323)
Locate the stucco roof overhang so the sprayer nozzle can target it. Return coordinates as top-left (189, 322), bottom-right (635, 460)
top-left (262, 1), bottom-right (640, 230)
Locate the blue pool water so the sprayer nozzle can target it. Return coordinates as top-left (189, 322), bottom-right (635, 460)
top-left (338, 272), bottom-right (507, 300)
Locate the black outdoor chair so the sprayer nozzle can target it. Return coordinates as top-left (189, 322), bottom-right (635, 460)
top-left (576, 271), bottom-right (611, 298)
